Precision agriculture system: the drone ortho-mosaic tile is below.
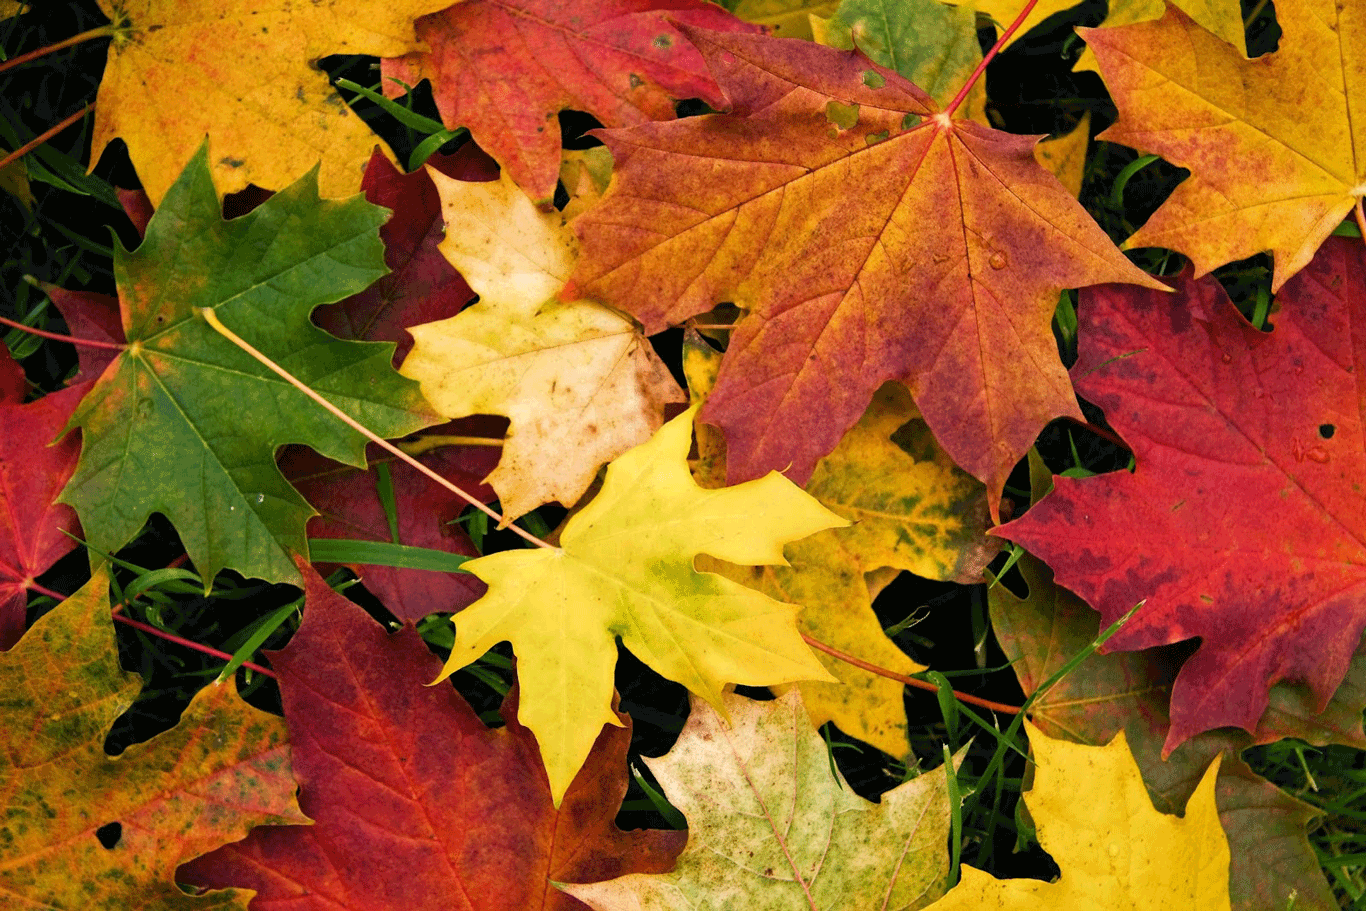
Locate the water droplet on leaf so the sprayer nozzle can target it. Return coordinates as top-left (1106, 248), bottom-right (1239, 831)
top-left (988, 252), bottom-right (1007, 270)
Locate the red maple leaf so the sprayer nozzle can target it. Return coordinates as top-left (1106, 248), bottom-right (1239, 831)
top-left (0, 383), bottom-right (87, 649)
top-left (313, 146), bottom-right (496, 365)
top-left (180, 564), bottom-right (684, 909)
top-left (381, 0), bottom-right (760, 202)
top-left (998, 236), bottom-right (1366, 751)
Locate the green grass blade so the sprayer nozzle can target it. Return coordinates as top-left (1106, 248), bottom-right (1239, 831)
top-left (307, 538), bottom-right (472, 573)
top-left (215, 600), bottom-right (299, 684)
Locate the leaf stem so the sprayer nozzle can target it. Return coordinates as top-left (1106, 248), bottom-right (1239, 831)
top-left (0, 313), bottom-right (125, 350)
top-left (110, 612), bottom-right (278, 678)
top-left (24, 576), bottom-right (277, 679)
top-left (800, 632), bottom-right (1023, 714)
top-left (396, 433), bottom-right (504, 456)
top-left (0, 102), bottom-right (96, 173)
top-left (942, 0), bottom-right (1041, 119)
top-left (197, 307), bottom-right (555, 550)
top-left (0, 25), bottom-right (114, 76)
top-left (1355, 197), bottom-right (1366, 245)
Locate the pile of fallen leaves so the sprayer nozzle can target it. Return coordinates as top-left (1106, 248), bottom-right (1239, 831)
top-left (2, 0), bottom-right (1363, 906)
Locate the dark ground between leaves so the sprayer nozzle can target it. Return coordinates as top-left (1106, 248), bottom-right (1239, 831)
top-left (7, 0), bottom-right (1366, 902)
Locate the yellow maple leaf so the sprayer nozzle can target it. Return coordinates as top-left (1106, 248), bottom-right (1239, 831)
top-left (687, 340), bottom-right (995, 756)
top-left (91, 0), bottom-right (449, 203)
top-left (446, 405), bottom-right (843, 803)
top-left (925, 723), bottom-right (1231, 910)
top-left (1087, 0), bottom-right (1360, 288)
top-left (1072, 0), bottom-right (1244, 71)
top-left (401, 167), bottom-right (685, 520)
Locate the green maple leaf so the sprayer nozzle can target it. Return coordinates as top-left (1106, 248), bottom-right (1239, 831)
top-left (60, 145), bottom-right (437, 586)
top-left (445, 404), bottom-right (845, 804)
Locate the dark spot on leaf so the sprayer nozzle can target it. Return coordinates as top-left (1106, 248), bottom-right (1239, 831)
top-left (629, 73), bottom-right (643, 89)
top-left (652, 34), bottom-right (672, 49)
top-left (95, 822), bottom-right (121, 849)
top-left (219, 156), bottom-right (246, 169)
top-left (1319, 423), bottom-right (1336, 439)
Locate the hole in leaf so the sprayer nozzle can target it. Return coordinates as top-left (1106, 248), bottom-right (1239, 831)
top-left (1319, 424), bottom-right (1336, 439)
top-left (95, 822), bottom-right (122, 849)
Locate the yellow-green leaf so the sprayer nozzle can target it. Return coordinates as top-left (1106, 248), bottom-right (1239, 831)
top-left (446, 405), bottom-right (844, 803)
top-left (561, 690), bottom-right (953, 909)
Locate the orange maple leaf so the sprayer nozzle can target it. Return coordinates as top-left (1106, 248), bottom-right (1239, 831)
top-left (1086, 0), bottom-right (1366, 289)
top-left (566, 28), bottom-right (1163, 516)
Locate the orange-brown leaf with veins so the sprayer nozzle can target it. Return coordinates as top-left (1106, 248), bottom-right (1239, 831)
top-left (567, 28), bottom-right (1162, 517)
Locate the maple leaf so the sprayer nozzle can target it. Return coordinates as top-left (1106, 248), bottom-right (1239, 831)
top-left (1085, 0), bottom-right (1364, 289)
top-left (561, 690), bottom-right (954, 909)
top-left (1070, 0), bottom-right (1243, 72)
top-left (311, 147), bottom-right (498, 367)
top-left (180, 564), bottom-right (684, 911)
top-left (686, 338), bottom-right (995, 755)
top-left (923, 722), bottom-right (1230, 910)
top-left (400, 167), bottom-right (685, 520)
top-left (444, 404), bottom-right (843, 803)
top-left (566, 28), bottom-right (1162, 518)
top-left (380, 0), bottom-right (761, 203)
top-left (0, 383), bottom-right (85, 649)
top-left (990, 545), bottom-right (1342, 911)
top-left (997, 237), bottom-right (1366, 750)
top-left (280, 434), bottom-right (499, 622)
top-left (60, 146), bottom-right (437, 588)
top-left (89, 0), bottom-right (450, 204)
top-left (0, 568), bottom-right (305, 909)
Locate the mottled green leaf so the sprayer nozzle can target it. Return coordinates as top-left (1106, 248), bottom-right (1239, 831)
top-left (561, 690), bottom-right (953, 909)
top-left (0, 569), bottom-right (305, 909)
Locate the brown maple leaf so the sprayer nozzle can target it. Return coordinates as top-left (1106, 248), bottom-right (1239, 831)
top-left (566, 28), bottom-right (1162, 518)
